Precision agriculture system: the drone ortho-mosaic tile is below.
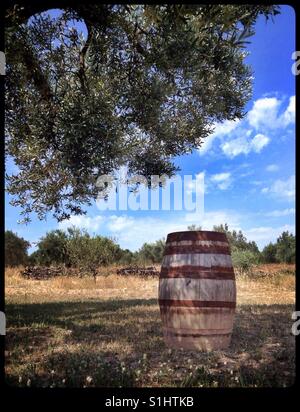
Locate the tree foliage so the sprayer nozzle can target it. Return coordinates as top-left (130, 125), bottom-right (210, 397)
top-left (30, 227), bottom-right (123, 269)
top-left (29, 229), bottom-right (69, 266)
top-left (187, 224), bottom-right (202, 231)
top-left (5, 3), bottom-right (280, 222)
top-left (231, 249), bottom-right (260, 275)
top-left (137, 239), bottom-right (165, 264)
top-left (7, 226), bottom-right (295, 271)
top-left (261, 242), bottom-right (278, 263)
top-left (212, 223), bottom-right (260, 254)
top-left (66, 227), bottom-right (123, 269)
top-left (275, 231), bottom-right (295, 263)
top-left (262, 231), bottom-right (295, 264)
top-left (5, 230), bottom-right (30, 266)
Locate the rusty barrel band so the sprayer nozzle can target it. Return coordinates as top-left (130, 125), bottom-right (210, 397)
top-left (163, 246), bottom-right (231, 256)
top-left (160, 307), bottom-right (235, 315)
top-left (159, 299), bottom-right (236, 309)
top-left (160, 266), bottom-right (235, 276)
top-left (160, 269), bottom-right (235, 280)
top-left (167, 231), bottom-right (228, 243)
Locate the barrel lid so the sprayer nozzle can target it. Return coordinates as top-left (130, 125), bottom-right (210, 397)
top-left (166, 230), bottom-right (228, 242)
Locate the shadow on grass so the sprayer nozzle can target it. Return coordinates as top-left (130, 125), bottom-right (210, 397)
top-left (5, 300), bottom-right (295, 387)
top-left (6, 298), bottom-right (162, 350)
top-left (6, 298), bottom-right (158, 322)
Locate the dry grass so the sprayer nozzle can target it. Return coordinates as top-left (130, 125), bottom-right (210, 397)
top-left (5, 267), bottom-right (158, 302)
top-left (5, 264), bottom-right (295, 388)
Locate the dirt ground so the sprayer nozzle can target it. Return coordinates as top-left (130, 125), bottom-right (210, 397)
top-left (5, 264), bottom-right (295, 387)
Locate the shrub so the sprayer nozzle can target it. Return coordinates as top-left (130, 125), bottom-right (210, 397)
top-left (137, 239), bottom-right (165, 264)
top-left (261, 242), bottom-right (278, 263)
top-left (64, 227), bottom-right (123, 271)
top-left (231, 248), bottom-right (260, 275)
top-left (29, 230), bottom-right (69, 266)
top-left (5, 230), bottom-right (30, 266)
top-left (117, 249), bottom-right (136, 265)
top-left (30, 227), bottom-right (126, 273)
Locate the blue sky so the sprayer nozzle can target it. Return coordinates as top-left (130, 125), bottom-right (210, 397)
top-left (5, 5), bottom-right (296, 252)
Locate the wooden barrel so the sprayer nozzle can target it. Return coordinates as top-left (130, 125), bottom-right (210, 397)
top-left (159, 231), bottom-right (236, 351)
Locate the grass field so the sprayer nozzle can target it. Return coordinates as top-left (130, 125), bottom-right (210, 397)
top-left (5, 264), bottom-right (295, 387)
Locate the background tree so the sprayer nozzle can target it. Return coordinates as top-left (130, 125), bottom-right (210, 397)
top-left (30, 229), bottom-right (69, 266)
top-left (29, 227), bottom-right (124, 270)
top-left (261, 231), bottom-right (295, 264)
top-left (213, 223), bottom-right (260, 254)
top-left (261, 242), bottom-right (278, 263)
top-left (118, 248), bottom-right (136, 266)
top-left (275, 231), bottom-right (295, 264)
top-left (5, 4), bottom-right (280, 222)
top-left (28, 250), bottom-right (42, 266)
top-left (138, 239), bottom-right (166, 264)
top-left (60, 227), bottom-right (123, 270)
top-left (213, 223), bottom-right (261, 274)
top-left (187, 225), bottom-right (202, 231)
top-left (5, 230), bottom-right (30, 266)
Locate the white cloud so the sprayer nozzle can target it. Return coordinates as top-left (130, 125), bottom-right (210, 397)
top-left (107, 209), bottom-right (295, 251)
top-left (251, 134), bottom-right (270, 152)
top-left (248, 96), bottom-right (295, 130)
top-left (265, 208), bottom-right (295, 217)
top-left (248, 97), bottom-right (281, 129)
top-left (210, 172), bottom-right (232, 190)
top-left (221, 137), bottom-right (249, 158)
top-left (266, 164), bottom-right (279, 172)
top-left (261, 175), bottom-right (295, 201)
top-left (112, 215), bottom-right (293, 251)
top-left (185, 209), bottom-right (241, 230)
top-left (197, 94), bottom-right (294, 158)
top-left (221, 133), bottom-right (270, 158)
top-left (281, 95), bottom-right (295, 127)
top-left (58, 215), bottom-right (104, 231)
top-left (210, 172), bottom-right (231, 182)
top-left (107, 216), bottom-right (186, 250)
top-left (186, 172), bottom-right (206, 195)
top-left (245, 224), bottom-right (295, 249)
top-left (56, 207), bottom-right (295, 252)
top-left (198, 119), bottom-right (240, 155)
top-left (60, 209), bottom-right (241, 251)
top-left (107, 215), bottom-right (135, 232)
top-left (212, 120), bottom-right (240, 136)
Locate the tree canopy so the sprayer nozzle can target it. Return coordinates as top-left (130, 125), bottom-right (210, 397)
top-left (138, 239), bottom-right (165, 264)
top-left (5, 226), bottom-right (295, 269)
top-left (29, 227), bottom-right (124, 268)
top-left (213, 223), bottom-right (260, 254)
top-left (5, 3), bottom-right (280, 222)
top-left (268, 231), bottom-right (295, 264)
top-left (5, 230), bottom-right (30, 266)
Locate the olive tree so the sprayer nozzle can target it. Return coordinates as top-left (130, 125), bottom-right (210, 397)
top-left (5, 4), bottom-right (280, 222)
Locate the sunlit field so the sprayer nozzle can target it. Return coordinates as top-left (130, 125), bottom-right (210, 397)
top-left (5, 264), bottom-right (295, 387)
